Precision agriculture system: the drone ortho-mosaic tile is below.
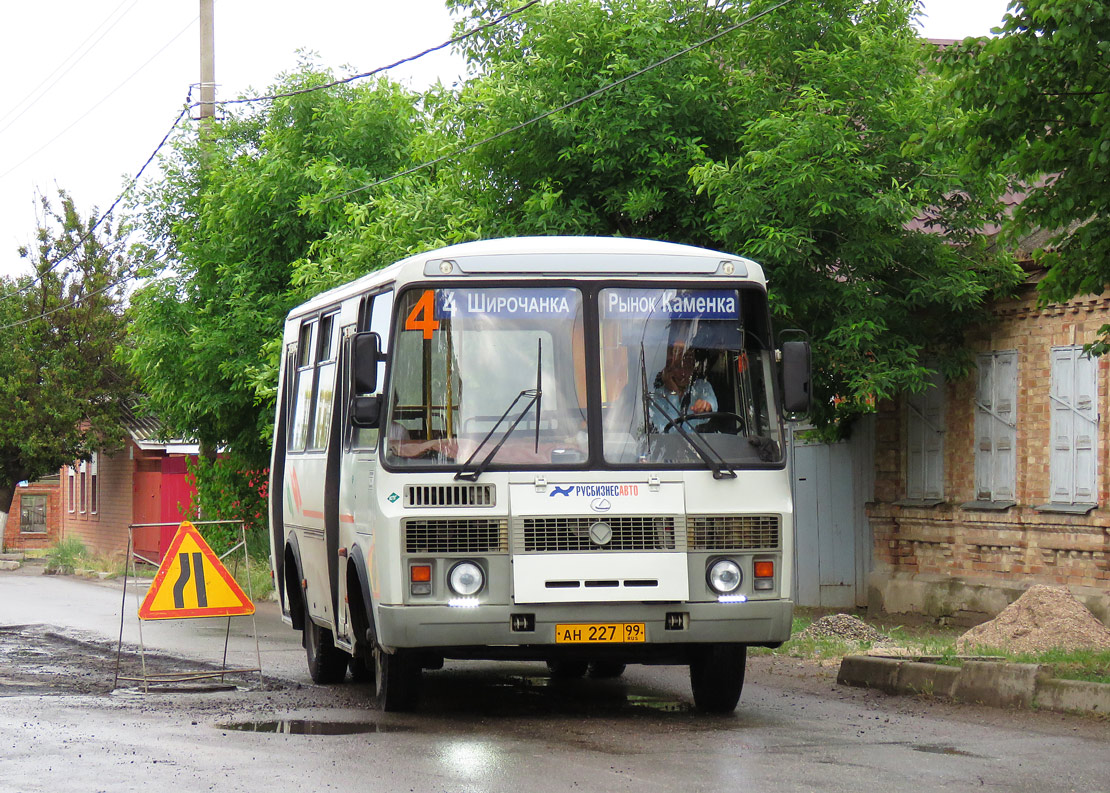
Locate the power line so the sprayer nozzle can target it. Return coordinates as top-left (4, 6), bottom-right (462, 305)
top-left (186, 0), bottom-right (542, 112)
top-left (319, 0), bottom-right (799, 205)
top-left (0, 0), bottom-right (142, 134)
top-left (0, 104), bottom-right (190, 309)
top-left (1, 0), bottom-right (799, 326)
top-left (0, 16), bottom-right (198, 182)
top-left (0, 0), bottom-right (541, 309)
top-left (0, 268), bottom-right (138, 331)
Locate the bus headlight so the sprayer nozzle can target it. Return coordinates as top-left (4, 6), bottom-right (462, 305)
top-left (707, 559), bottom-right (742, 595)
top-left (448, 561), bottom-right (485, 597)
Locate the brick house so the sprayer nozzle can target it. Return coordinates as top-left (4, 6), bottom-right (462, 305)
top-left (2, 476), bottom-right (63, 552)
top-left (867, 263), bottom-right (1110, 625)
top-left (59, 410), bottom-right (199, 563)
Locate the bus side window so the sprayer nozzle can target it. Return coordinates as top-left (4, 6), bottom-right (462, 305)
top-left (308, 313), bottom-right (339, 451)
top-left (288, 321), bottom-right (316, 452)
top-left (351, 289), bottom-right (394, 450)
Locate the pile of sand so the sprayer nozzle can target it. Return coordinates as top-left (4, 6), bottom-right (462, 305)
top-left (956, 585), bottom-right (1110, 654)
top-left (799, 614), bottom-right (888, 643)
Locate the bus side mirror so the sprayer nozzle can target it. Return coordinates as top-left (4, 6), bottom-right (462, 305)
top-left (352, 331), bottom-right (383, 395)
top-left (350, 395), bottom-right (382, 428)
top-left (781, 340), bottom-right (811, 415)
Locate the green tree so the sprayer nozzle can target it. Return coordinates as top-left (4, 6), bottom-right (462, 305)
top-left (125, 65), bottom-right (426, 531)
top-left (126, 66), bottom-right (424, 468)
top-left (414, 0), bottom-right (1022, 428)
top-left (943, 0), bottom-right (1110, 345)
top-left (0, 190), bottom-right (133, 537)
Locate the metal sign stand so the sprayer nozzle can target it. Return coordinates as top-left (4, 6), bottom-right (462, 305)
top-left (113, 519), bottom-right (264, 693)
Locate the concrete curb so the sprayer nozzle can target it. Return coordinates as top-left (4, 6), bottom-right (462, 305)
top-left (838, 655), bottom-right (1110, 715)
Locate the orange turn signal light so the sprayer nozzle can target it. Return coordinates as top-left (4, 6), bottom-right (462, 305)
top-left (753, 560), bottom-right (775, 578)
top-left (411, 564), bottom-right (432, 583)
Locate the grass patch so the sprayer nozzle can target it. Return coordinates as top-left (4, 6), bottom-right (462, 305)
top-left (45, 538), bottom-right (90, 575)
top-left (754, 608), bottom-right (1110, 684)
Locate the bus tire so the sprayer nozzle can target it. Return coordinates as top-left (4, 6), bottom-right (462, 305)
top-left (303, 601), bottom-right (349, 685)
top-left (373, 645), bottom-right (421, 712)
top-left (689, 644), bottom-right (746, 714)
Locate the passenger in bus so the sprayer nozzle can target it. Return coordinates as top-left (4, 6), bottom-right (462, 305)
top-left (388, 420), bottom-right (458, 460)
top-left (649, 341), bottom-right (717, 432)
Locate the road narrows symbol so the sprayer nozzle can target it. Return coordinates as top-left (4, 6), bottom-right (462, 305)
top-left (172, 552), bottom-right (192, 609)
top-left (138, 521), bottom-right (254, 620)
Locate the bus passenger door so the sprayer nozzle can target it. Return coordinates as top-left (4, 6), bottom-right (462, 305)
top-left (346, 290), bottom-right (394, 607)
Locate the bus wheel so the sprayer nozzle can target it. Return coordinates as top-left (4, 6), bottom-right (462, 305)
top-left (588, 661), bottom-right (627, 679)
top-left (546, 659), bottom-right (588, 679)
top-left (689, 644), bottom-right (746, 713)
top-left (303, 602), bottom-right (349, 684)
top-left (373, 645), bottom-right (421, 712)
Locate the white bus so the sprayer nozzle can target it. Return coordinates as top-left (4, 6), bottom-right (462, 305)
top-left (269, 236), bottom-right (810, 713)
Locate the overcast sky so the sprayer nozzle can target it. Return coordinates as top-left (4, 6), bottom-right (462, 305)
top-left (0, 0), bottom-right (1012, 279)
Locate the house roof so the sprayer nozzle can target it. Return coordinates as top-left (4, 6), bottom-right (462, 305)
top-left (120, 402), bottom-right (199, 454)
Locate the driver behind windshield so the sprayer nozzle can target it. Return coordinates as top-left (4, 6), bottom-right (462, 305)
top-left (649, 340), bottom-right (717, 432)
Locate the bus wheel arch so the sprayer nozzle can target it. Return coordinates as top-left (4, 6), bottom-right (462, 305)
top-left (346, 552), bottom-right (375, 665)
top-left (284, 541), bottom-right (304, 631)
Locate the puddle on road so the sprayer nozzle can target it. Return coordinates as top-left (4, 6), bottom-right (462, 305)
top-left (217, 720), bottom-right (414, 736)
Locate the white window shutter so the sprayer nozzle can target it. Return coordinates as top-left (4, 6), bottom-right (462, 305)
top-left (993, 351), bottom-right (1017, 501)
top-left (974, 354), bottom-right (995, 500)
top-left (975, 351), bottom-right (1017, 502)
top-left (907, 371), bottom-right (945, 500)
top-left (1050, 346), bottom-right (1098, 504)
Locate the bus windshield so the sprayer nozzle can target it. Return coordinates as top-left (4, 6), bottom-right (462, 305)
top-left (384, 284), bottom-right (782, 470)
top-left (385, 287), bottom-right (589, 468)
top-left (599, 287), bottom-right (783, 466)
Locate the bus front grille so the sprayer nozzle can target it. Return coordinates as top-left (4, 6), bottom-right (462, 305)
top-left (405, 484), bottom-right (495, 507)
top-left (687, 515), bottom-right (781, 550)
top-left (515, 516), bottom-right (680, 552)
top-left (404, 518), bottom-right (508, 554)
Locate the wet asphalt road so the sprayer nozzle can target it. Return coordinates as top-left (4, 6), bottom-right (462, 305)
top-left (2, 566), bottom-right (1109, 793)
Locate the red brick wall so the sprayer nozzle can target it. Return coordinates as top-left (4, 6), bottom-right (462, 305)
top-left (869, 286), bottom-right (1110, 593)
top-left (3, 481), bottom-right (62, 551)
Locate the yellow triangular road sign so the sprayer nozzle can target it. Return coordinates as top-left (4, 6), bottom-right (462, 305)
top-left (138, 521), bottom-right (255, 620)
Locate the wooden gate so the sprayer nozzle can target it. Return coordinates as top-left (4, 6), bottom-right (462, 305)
top-left (790, 419), bottom-right (873, 608)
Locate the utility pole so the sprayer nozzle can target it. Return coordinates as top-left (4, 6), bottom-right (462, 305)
top-left (199, 0), bottom-right (215, 121)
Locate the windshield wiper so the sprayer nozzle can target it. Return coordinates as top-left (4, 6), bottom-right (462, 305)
top-left (455, 339), bottom-right (542, 482)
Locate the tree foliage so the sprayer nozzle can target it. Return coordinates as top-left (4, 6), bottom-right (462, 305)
top-left (125, 66), bottom-right (424, 469)
top-left (431, 0), bottom-right (1022, 427)
top-left (0, 190), bottom-right (133, 519)
top-left (943, 1), bottom-right (1110, 318)
top-left (129, 0), bottom-right (1025, 464)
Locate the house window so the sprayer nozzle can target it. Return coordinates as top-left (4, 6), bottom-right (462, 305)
top-left (78, 460), bottom-right (87, 514)
top-left (1048, 346), bottom-right (1098, 506)
top-left (906, 371), bottom-right (945, 503)
top-left (89, 452), bottom-right (99, 515)
top-left (67, 467), bottom-right (76, 513)
top-left (974, 350), bottom-right (1017, 504)
top-left (20, 495), bottom-right (47, 533)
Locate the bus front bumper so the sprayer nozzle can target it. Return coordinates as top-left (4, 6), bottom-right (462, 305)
top-left (375, 599), bottom-right (793, 659)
